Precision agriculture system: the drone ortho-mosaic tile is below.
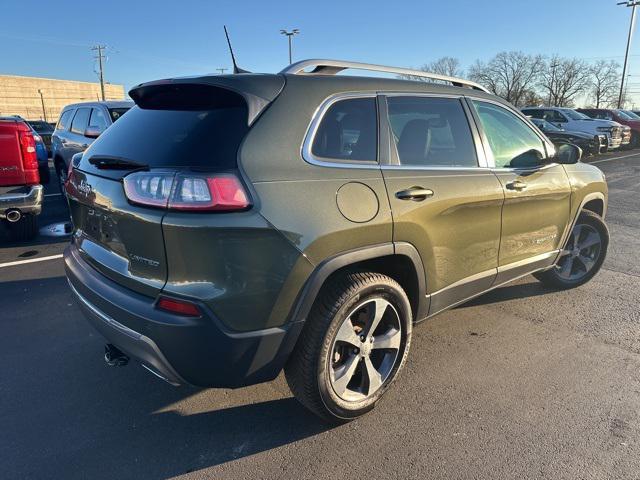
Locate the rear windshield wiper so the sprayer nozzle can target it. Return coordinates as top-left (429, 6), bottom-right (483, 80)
top-left (89, 156), bottom-right (149, 171)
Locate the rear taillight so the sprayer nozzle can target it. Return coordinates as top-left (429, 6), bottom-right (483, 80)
top-left (18, 126), bottom-right (39, 185)
top-left (156, 296), bottom-right (201, 316)
top-left (123, 171), bottom-right (250, 211)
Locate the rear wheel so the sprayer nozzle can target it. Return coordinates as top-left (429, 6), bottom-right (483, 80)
top-left (5, 215), bottom-right (38, 242)
top-left (55, 160), bottom-right (66, 193)
top-left (285, 272), bottom-right (412, 423)
top-left (534, 210), bottom-right (608, 289)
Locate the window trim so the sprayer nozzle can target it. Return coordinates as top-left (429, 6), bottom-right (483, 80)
top-left (464, 96), bottom-right (557, 171)
top-left (301, 92), bottom-right (380, 168)
top-left (380, 92), bottom-right (489, 170)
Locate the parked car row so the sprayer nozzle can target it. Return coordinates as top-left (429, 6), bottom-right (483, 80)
top-left (521, 106), bottom-right (639, 155)
top-left (0, 102), bottom-right (131, 241)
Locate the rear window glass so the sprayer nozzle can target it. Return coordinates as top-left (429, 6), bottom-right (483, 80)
top-left (80, 98), bottom-right (248, 176)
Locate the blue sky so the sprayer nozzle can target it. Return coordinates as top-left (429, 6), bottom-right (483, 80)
top-left (2, 0), bottom-right (639, 101)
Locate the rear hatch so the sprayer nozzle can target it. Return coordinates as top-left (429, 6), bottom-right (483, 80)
top-left (66, 75), bottom-right (284, 297)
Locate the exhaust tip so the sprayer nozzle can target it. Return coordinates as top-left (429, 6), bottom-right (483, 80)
top-left (104, 344), bottom-right (129, 367)
top-left (5, 209), bottom-right (21, 223)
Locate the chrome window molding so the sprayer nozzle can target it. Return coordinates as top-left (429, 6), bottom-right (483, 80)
top-left (301, 92), bottom-right (380, 169)
top-left (302, 91), bottom-right (493, 171)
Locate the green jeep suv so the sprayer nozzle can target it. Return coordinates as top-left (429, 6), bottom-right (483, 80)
top-left (64, 60), bottom-right (609, 422)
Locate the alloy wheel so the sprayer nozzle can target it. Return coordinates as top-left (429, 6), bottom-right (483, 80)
top-left (329, 298), bottom-right (402, 402)
top-left (556, 223), bottom-right (602, 281)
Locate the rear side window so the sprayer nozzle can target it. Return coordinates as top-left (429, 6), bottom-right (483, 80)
top-left (108, 108), bottom-right (130, 122)
top-left (311, 97), bottom-right (377, 162)
top-left (57, 109), bottom-right (74, 130)
top-left (387, 96), bottom-right (477, 167)
top-left (89, 108), bottom-right (109, 132)
top-left (80, 86), bottom-right (249, 176)
top-left (71, 108), bottom-right (90, 135)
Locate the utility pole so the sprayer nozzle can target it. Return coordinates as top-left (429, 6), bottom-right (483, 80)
top-left (618, 1), bottom-right (640, 108)
top-left (216, 68), bottom-right (228, 74)
top-left (37, 89), bottom-right (47, 122)
top-left (280, 29), bottom-right (300, 64)
top-left (91, 44), bottom-right (107, 101)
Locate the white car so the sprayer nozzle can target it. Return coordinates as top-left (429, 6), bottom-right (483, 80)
top-left (521, 107), bottom-right (623, 151)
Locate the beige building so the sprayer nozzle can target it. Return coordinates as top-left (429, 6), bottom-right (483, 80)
top-left (0, 74), bottom-right (125, 123)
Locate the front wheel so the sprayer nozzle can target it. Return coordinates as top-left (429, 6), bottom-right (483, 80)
top-left (285, 272), bottom-right (412, 423)
top-left (534, 210), bottom-right (608, 289)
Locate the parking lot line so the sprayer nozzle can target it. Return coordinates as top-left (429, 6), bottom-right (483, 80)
top-left (44, 193), bottom-right (63, 197)
top-left (0, 253), bottom-right (63, 268)
top-left (589, 152), bottom-right (640, 164)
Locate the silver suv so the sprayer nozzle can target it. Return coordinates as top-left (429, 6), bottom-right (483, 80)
top-left (52, 101), bottom-right (132, 190)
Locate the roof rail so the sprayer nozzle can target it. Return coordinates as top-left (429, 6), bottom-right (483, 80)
top-left (280, 59), bottom-right (489, 93)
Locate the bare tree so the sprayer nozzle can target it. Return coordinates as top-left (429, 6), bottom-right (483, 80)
top-left (589, 60), bottom-right (621, 108)
top-left (539, 55), bottom-right (591, 107)
top-left (399, 56), bottom-right (463, 82)
top-left (467, 51), bottom-right (544, 107)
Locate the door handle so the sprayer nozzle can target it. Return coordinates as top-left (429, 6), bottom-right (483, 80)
top-left (395, 187), bottom-right (434, 201)
top-left (506, 180), bottom-right (527, 191)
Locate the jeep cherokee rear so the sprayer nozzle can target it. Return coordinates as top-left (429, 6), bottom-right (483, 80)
top-left (64, 60), bottom-right (609, 422)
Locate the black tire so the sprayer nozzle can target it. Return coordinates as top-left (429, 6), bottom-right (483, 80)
top-left (285, 271), bottom-right (412, 423)
top-left (54, 159), bottom-right (66, 194)
top-left (6, 215), bottom-right (39, 241)
top-left (534, 210), bottom-right (608, 290)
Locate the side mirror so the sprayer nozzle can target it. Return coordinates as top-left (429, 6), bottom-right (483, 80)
top-left (555, 143), bottom-right (582, 164)
top-left (84, 126), bottom-right (102, 139)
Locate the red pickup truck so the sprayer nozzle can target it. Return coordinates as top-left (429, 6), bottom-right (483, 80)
top-left (0, 117), bottom-right (43, 240)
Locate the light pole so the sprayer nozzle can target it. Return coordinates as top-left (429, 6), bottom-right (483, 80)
top-left (37, 89), bottom-right (47, 122)
top-left (280, 29), bottom-right (300, 64)
top-left (216, 68), bottom-right (228, 75)
top-left (618, 1), bottom-right (640, 108)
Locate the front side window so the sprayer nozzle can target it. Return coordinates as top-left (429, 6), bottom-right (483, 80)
top-left (472, 101), bottom-right (546, 169)
top-left (387, 96), bottom-right (477, 167)
top-left (311, 97), bottom-right (377, 162)
top-left (57, 109), bottom-right (74, 130)
top-left (70, 108), bottom-right (91, 135)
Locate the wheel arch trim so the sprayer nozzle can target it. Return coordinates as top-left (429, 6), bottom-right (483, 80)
top-left (289, 242), bottom-right (428, 326)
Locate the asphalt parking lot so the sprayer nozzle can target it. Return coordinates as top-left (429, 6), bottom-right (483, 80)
top-left (1, 153), bottom-right (639, 479)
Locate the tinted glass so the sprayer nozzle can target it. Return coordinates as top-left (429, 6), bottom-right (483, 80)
top-left (387, 96), bottom-right (477, 167)
top-left (522, 109), bottom-right (543, 119)
top-left (70, 108), bottom-right (90, 134)
top-left (311, 98), bottom-right (377, 162)
top-left (89, 108), bottom-right (109, 131)
top-left (80, 103), bottom-right (248, 174)
top-left (57, 109), bottom-right (74, 130)
top-left (108, 108), bottom-right (130, 122)
top-left (562, 109), bottom-right (589, 120)
top-left (28, 121), bottom-right (54, 134)
top-left (472, 101), bottom-right (546, 168)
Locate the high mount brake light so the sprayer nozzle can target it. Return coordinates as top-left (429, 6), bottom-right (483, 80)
top-left (17, 125), bottom-right (39, 185)
top-left (122, 171), bottom-right (250, 211)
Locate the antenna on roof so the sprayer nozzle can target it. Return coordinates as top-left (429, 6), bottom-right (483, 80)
top-left (224, 25), bottom-right (250, 74)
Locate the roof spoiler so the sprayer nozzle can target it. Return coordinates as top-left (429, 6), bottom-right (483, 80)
top-left (129, 75), bottom-right (285, 126)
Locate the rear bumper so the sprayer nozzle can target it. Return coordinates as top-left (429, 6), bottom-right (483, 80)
top-left (64, 243), bottom-right (304, 388)
top-left (0, 185), bottom-right (43, 218)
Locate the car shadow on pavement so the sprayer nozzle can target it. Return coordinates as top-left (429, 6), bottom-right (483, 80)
top-left (1, 275), bottom-right (332, 480)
